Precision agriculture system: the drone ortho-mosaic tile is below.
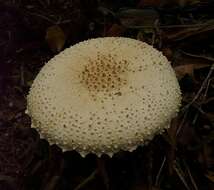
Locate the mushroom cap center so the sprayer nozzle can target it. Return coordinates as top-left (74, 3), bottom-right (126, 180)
top-left (79, 53), bottom-right (128, 94)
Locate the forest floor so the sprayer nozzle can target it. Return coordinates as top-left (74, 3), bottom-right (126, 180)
top-left (0, 0), bottom-right (214, 190)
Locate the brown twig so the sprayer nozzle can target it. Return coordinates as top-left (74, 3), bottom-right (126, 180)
top-left (123, 22), bottom-right (214, 29)
top-left (182, 64), bottom-right (214, 111)
top-left (152, 19), bottom-right (159, 46)
top-left (26, 12), bottom-right (56, 24)
top-left (38, 0), bottom-right (48, 8)
top-left (181, 51), bottom-right (214, 62)
top-left (179, 64), bottom-right (214, 129)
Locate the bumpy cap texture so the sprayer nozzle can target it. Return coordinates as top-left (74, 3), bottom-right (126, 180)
top-left (27, 37), bottom-right (181, 157)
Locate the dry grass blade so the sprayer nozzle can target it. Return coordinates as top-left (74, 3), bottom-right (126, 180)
top-left (155, 156), bottom-right (166, 186)
top-left (73, 169), bottom-right (98, 190)
top-left (183, 160), bottom-right (199, 190)
top-left (25, 11), bottom-right (56, 24)
top-left (182, 64), bottom-right (214, 110)
top-left (173, 160), bottom-right (191, 190)
top-left (165, 19), bottom-right (214, 41)
top-left (181, 51), bottom-right (214, 62)
top-left (176, 109), bottom-right (189, 137)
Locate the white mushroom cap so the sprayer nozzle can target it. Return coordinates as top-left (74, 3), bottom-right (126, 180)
top-left (26, 37), bottom-right (181, 157)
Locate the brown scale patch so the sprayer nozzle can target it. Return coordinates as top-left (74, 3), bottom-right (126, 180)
top-left (79, 53), bottom-right (129, 96)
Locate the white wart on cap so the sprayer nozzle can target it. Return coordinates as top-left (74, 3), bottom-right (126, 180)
top-left (27, 37), bottom-right (181, 157)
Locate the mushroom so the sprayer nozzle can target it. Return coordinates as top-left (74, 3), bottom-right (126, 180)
top-left (26, 37), bottom-right (181, 157)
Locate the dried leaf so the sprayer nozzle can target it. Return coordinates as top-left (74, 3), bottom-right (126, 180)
top-left (174, 63), bottom-right (210, 79)
top-left (132, 183), bottom-right (160, 190)
top-left (177, 120), bottom-right (200, 148)
top-left (162, 48), bottom-right (173, 60)
top-left (176, 0), bottom-right (200, 7)
top-left (106, 24), bottom-right (126, 37)
top-left (203, 130), bottom-right (214, 143)
top-left (198, 143), bottom-right (214, 169)
top-left (164, 19), bottom-right (214, 42)
top-left (45, 25), bottom-right (66, 53)
top-left (117, 9), bottom-right (159, 29)
top-left (138, 0), bottom-right (199, 8)
top-left (138, 0), bottom-right (161, 7)
top-left (136, 31), bottom-right (144, 41)
top-left (205, 171), bottom-right (214, 183)
top-left (43, 175), bottom-right (60, 190)
top-left (205, 113), bottom-right (214, 123)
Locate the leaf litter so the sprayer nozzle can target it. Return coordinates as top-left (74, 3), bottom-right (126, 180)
top-left (0, 1), bottom-right (214, 190)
